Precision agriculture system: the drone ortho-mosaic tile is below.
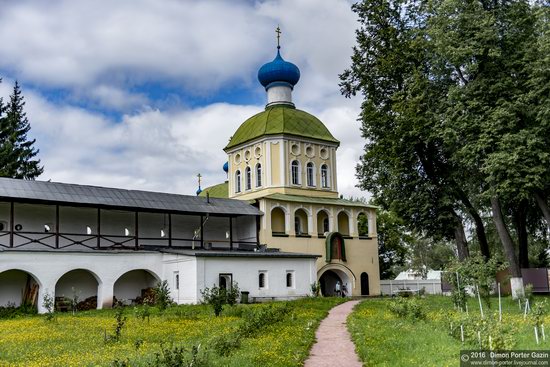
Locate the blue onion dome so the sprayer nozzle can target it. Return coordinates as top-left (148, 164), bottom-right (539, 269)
top-left (258, 49), bottom-right (300, 89)
top-left (196, 187), bottom-right (202, 196)
top-left (223, 161), bottom-right (229, 173)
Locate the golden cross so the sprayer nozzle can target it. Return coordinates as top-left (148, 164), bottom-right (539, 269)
top-left (197, 173), bottom-right (202, 187)
top-left (276, 26), bottom-right (281, 48)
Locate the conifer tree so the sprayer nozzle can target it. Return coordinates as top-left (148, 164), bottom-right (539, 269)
top-left (0, 81), bottom-right (43, 179)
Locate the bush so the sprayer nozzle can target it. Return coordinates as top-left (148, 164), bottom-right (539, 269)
top-left (222, 304), bottom-right (246, 318)
top-left (530, 299), bottom-right (547, 330)
top-left (388, 297), bottom-right (426, 321)
top-left (310, 282), bottom-right (321, 297)
top-left (0, 302), bottom-right (37, 319)
top-left (134, 305), bottom-right (150, 322)
top-left (239, 303), bottom-right (290, 337)
top-left (42, 292), bottom-right (55, 321)
top-left (200, 282), bottom-right (240, 316)
top-left (105, 307), bottom-right (127, 343)
top-left (445, 254), bottom-right (507, 309)
top-left (210, 334), bottom-right (241, 356)
top-left (448, 311), bottom-right (517, 350)
top-left (154, 280), bottom-right (173, 311)
top-left (152, 343), bottom-right (208, 367)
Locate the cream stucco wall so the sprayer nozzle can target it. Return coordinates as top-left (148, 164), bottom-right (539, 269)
top-left (258, 198), bottom-right (380, 296)
top-left (226, 136), bottom-right (339, 199)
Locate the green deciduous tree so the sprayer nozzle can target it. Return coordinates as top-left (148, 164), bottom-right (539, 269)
top-left (369, 210), bottom-right (411, 279)
top-left (340, 0), bottom-right (491, 261)
top-left (342, 0), bottom-right (549, 297)
top-left (0, 80), bottom-right (43, 179)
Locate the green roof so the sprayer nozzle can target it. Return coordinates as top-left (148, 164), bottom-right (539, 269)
top-left (199, 182), bottom-right (228, 199)
top-left (225, 104), bottom-right (339, 150)
top-left (264, 193), bottom-right (378, 209)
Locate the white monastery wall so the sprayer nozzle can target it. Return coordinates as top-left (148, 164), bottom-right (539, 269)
top-left (161, 254), bottom-right (198, 304)
top-left (0, 251), bottom-right (165, 313)
top-left (198, 257), bottom-right (316, 301)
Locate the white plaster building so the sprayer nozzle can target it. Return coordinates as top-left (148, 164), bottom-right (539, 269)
top-left (0, 178), bottom-right (318, 313)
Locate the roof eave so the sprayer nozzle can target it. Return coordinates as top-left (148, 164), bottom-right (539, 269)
top-left (224, 133), bottom-right (340, 152)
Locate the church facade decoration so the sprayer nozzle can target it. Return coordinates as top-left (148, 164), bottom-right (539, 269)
top-left (325, 232), bottom-right (346, 263)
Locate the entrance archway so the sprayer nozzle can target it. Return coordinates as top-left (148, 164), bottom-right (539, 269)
top-left (361, 272), bottom-right (369, 296)
top-left (319, 267), bottom-right (352, 297)
top-left (113, 269), bottom-right (159, 305)
top-left (0, 270), bottom-right (40, 309)
top-left (55, 269), bottom-right (99, 311)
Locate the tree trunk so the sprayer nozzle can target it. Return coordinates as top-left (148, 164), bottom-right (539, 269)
top-left (513, 200), bottom-right (529, 268)
top-left (491, 196), bottom-right (523, 299)
top-left (534, 190), bottom-right (550, 231)
top-left (453, 213), bottom-right (469, 261)
top-left (455, 188), bottom-right (491, 259)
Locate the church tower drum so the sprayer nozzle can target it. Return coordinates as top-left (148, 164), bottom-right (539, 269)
top-left (224, 44), bottom-right (340, 201)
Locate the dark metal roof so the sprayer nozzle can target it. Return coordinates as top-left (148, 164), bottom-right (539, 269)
top-left (160, 248), bottom-right (321, 258)
top-left (0, 177), bottom-right (261, 216)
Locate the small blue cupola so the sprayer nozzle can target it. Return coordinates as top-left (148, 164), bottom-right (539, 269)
top-left (257, 27), bottom-right (300, 107)
top-left (257, 49), bottom-right (300, 90)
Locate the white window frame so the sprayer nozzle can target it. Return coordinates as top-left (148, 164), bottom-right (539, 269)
top-left (245, 166), bottom-right (252, 190)
top-left (256, 163), bottom-right (262, 187)
top-left (291, 160), bottom-right (301, 185)
top-left (235, 170), bottom-right (242, 193)
top-left (306, 162), bottom-right (315, 187)
top-left (321, 164), bottom-right (330, 188)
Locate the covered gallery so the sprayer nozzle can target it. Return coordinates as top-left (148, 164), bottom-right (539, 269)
top-left (0, 178), bottom-right (318, 313)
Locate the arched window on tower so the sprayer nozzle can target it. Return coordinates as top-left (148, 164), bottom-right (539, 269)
top-left (321, 164), bottom-right (330, 188)
top-left (294, 216), bottom-right (301, 235)
top-left (291, 160), bottom-right (300, 185)
top-left (306, 162), bottom-right (315, 187)
top-left (256, 164), bottom-right (262, 187)
top-left (294, 209), bottom-right (309, 236)
top-left (245, 167), bottom-right (251, 190)
top-left (235, 170), bottom-right (241, 193)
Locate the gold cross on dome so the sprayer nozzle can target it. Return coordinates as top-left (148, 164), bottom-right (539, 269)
top-left (276, 26), bottom-right (281, 48)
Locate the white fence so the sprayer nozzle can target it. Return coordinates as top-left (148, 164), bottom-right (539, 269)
top-left (380, 279), bottom-right (443, 295)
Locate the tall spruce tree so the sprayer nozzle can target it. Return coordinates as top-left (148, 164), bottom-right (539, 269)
top-left (0, 81), bottom-right (43, 179)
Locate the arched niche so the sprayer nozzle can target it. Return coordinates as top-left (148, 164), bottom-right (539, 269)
top-left (0, 269), bottom-right (41, 309)
top-left (55, 269), bottom-right (100, 311)
top-left (113, 269), bottom-right (160, 305)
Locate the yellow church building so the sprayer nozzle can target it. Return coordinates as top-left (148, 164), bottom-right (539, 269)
top-left (201, 41), bottom-right (380, 297)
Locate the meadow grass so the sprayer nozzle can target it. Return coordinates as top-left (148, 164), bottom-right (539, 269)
top-left (348, 295), bottom-right (550, 367)
top-left (0, 297), bottom-right (344, 367)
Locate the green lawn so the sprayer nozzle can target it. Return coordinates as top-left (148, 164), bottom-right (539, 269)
top-left (0, 297), bottom-right (345, 367)
top-left (348, 295), bottom-right (550, 367)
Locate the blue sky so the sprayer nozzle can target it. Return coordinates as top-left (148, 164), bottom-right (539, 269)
top-left (0, 0), bottom-right (367, 198)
